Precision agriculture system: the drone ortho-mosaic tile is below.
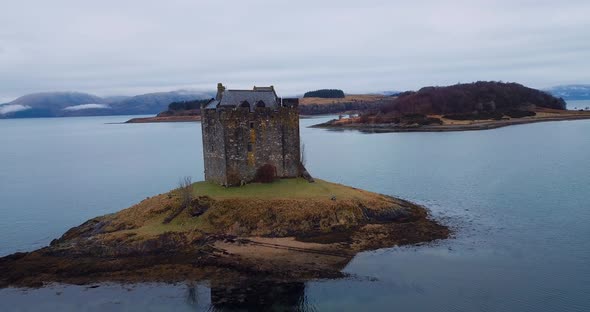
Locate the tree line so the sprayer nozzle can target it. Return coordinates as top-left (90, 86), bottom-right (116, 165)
top-left (378, 81), bottom-right (566, 117)
top-left (167, 99), bottom-right (211, 111)
top-left (303, 89), bottom-right (345, 98)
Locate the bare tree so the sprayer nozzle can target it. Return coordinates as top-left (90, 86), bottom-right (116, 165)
top-left (179, 176), bottom-right (193, 209)
top-left (164, 176), bottom-right (193, 224)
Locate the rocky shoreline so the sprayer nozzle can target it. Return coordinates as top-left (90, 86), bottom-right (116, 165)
top-left (0, 179), bottom-right (449, 288)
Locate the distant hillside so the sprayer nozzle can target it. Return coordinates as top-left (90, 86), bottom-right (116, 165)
top-left (143, 94), bottom-right (392, 118)
top-left (102, 95), bottom-right (132, 103)
top-left (0, 92), bottom-right (109, 118)
top-left (0, 90), bottom-right (213, 118)
top-left (545, 85), bottom-right (590, 100)
top-left (299, 94), bottom-right (391, 115)
top-left (379, 81), bottom-right (566, 117)
top-left (303, 89), bottom-right (345, 98)
top-left (156, 98), bottom-right (211, 117)
top-left (109, 91), bottom-right (212, 115)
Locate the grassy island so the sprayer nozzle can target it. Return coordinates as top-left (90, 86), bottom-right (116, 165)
top-left (0, 179), bottom-right (448, 288)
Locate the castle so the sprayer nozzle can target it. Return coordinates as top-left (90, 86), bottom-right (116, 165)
top-left (201, 83), bottom-right (304, 186)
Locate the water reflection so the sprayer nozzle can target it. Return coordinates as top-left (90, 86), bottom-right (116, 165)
top-left (185, 280), bottom-right (317, 311)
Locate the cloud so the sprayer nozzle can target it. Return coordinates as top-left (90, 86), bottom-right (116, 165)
top-left (0, 104), bottom-right (31, 115)
top-left (0, 0), bottom-right (589, 99)
top-left (63, 103), bottom-right (111, 111)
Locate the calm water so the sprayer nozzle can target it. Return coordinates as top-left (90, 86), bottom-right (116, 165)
top-left (1, 103), bottom-right (590, 311)
top-left (568, 99), bottom-right (590, 110)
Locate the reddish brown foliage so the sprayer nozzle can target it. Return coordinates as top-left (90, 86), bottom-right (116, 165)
top-left (380, 81), bottom-right (566, 116)
top-left (255, 164), bottom-right (277, 183)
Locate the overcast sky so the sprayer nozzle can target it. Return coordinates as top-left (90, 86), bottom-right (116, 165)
top-left (0, 0), bottom-right (589, 102)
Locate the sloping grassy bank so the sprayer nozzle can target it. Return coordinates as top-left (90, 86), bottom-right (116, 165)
top-left (104, 178), bottom-right (415, 239)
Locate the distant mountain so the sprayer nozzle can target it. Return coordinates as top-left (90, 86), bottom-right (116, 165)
top-left (0, 90), bottom-right (213, 118)
top-left (545, 85), bottom-right (590, 100)
top-left (0, 92), bottom-right (109, 118)
top-left (109, 90), bottom-right (213, 115)
top-left (102, 95), bottom-right (132, 103)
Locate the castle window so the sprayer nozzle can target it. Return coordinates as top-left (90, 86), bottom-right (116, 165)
top-left (255, 100), bottom-right (265, 108)
top-left (247, 143), bottom-right (253, 152)
top-left (240, 101), bottom-right (250, 108)
top-left (249, 121), bottom-right (254, 129)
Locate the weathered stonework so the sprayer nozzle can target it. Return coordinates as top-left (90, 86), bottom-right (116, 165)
top-left (201, 84), bottom-right (301, 186)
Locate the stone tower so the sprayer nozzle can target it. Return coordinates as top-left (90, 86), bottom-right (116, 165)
top-left (201, 83), bottom-right (302, 186)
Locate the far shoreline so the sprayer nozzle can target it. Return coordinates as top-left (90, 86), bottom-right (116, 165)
top-left (312, 111), bottom-right (590, 133)
top-left (124, 114), bottom-right (321, 124)
top-left (125, 115), bottom-right (201, 123)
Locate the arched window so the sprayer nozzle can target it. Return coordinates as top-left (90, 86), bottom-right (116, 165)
top-left (239, 101), bottom-right (250, 108)
top-left (255, 100), bottom-right (265, 108)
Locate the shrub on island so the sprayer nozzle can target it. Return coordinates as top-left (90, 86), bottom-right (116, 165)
top-left (255, 164), bottom-right (278, 183)
top-left (303, 89), bottom-right (345, 98)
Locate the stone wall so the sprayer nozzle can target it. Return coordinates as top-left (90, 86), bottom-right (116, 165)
top-left (201, 106), bottom-right (301, 186)
top-left (201, 109), bottom-right (227, 185)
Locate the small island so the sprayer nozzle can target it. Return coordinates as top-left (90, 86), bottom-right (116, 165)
top-left (0, 84), bottom-right (448, 288)
top-left (313, 82), bottom-right (590, 132)
top-left (0, 178), bottom-right (447, 287)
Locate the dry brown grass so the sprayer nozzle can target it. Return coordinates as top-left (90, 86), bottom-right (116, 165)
top-left (96, 179), bottom-right (406, 241)
top-left (299, 94), bottom-right (387, 105)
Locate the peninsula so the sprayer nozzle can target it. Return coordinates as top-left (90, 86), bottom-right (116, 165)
top-left (313, 81), bottom-right (590, 132)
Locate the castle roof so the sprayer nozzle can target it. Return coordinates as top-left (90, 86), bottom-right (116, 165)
top-left (203, 84), bottom-right (298, 110)
top-left (219, 89), bottom-right (278, 108)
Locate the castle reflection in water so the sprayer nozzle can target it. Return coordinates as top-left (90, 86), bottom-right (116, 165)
top-left (185, 279), bottom-right (317, 311)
